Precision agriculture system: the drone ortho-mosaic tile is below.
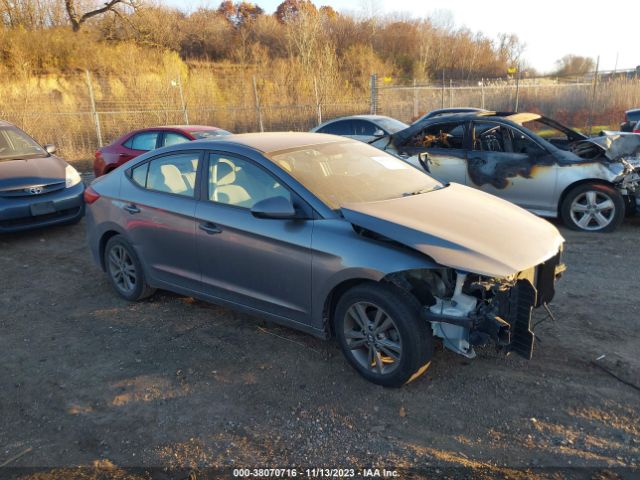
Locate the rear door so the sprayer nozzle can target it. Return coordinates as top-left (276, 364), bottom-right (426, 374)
top-left (121, 150), bottom-right (202, 289)
top-left (397, 121), bottom-right (468, 185)
top-left (466, 120), bottom-right (557, 212)
top-left (118, 130), bottom-right (162, 165)
top-left (194, 151), bottom-right (313, 324)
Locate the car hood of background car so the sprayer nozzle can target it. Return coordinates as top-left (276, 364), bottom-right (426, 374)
top-left (572, 134), bottom-right (640, 164)
top-left (341, 183), bottom-right (564, 278)
top-left (0, 155), bottom-right (66, 190)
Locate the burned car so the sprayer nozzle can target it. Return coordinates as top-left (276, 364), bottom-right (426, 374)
top-left (372, 112), bottom-right (639, 232)
top-left (86, 133), bottom-right (564, 387)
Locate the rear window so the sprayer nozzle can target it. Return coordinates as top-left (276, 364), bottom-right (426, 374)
top-left (627, 110), bottom-right (640, 122)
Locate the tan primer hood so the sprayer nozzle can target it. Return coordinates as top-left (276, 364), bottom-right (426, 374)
top-left (342, 183), bottom-right (564, 278)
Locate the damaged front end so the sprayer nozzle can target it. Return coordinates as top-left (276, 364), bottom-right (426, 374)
top-left (391, 250), bottom-right (565, 360)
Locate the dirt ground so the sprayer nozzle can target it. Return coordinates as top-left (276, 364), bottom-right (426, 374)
top-left (0, 187), bottom-right (639, 479)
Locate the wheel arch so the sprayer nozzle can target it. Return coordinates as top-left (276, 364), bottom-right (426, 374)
top-left (99, 230), bottom-right (122, 271)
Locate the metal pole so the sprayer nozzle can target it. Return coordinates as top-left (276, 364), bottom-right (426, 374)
top-left (481, 78), bottom-right (485, 109)
top-left (587, 56), bottom-right (600, 136)
top-left (85, 70), bottom-right (102, 148)
top-left (314, 76), bottom-right (322, 125)
top-left (370, 74), bottom-right (378, 115)
top-left (177, 76), bottom-right (189, 125)
top-left (252, 75), bottom-right (264, 132)
top-left (514, 65), bottom-right (521, 112)
top-left (449, 79), bottom-right (453, 107)
top-left (441, 70), bottom-right (445, 109)
top-left (412, 78), bottom-right (418, 119)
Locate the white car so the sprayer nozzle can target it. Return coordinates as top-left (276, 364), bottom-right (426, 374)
top-left (311, 115), bottom-right (409, 144)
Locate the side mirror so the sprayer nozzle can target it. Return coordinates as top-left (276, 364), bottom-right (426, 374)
top-left (44, 144), bottom-right (56, 154)
top-left (373, 129), bottom-right (385, 137)
top-left (250, 196), bottom-right (297, 219)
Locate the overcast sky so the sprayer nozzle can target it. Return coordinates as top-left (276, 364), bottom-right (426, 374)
top-left (161, 0), bottom-right (637, 73)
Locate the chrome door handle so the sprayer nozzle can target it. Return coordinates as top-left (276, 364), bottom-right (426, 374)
top-left (199, 222), bottom-right (222, 234)
top-left (123, 204), bottom-right (140, 214)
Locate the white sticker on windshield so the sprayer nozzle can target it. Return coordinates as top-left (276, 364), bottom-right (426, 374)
top-left (370, 156), bottom-right (408, 170)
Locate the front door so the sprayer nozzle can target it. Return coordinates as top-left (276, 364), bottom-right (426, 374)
top-left (194, 152), bottom-right (313, 324)
top-left (466, 121), bottom-right (558, 213)
top-left (397, 121), bottom-right (468, 185)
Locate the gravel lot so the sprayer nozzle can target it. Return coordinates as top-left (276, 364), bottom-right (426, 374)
top-left (0, 199), bottom-right (639, 479)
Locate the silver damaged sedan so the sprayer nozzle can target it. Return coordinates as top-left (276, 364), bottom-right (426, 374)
top-left (85, 133), bottom-right (565, 387)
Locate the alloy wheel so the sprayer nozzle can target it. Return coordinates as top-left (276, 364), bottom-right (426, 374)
top-left (569, 190), bottom-right (616, 231)
top-left (343, 301), bottom-right (402, 375)
top-left (108, 244), bottom-right (137, 293)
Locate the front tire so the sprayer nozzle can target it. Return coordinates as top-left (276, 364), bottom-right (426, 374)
top-left (560, 183), bottom-right (624, 232)
top-left (334, 283), bottom-right (433, 387)
top-left (104, 235), bottom-right (155, 301)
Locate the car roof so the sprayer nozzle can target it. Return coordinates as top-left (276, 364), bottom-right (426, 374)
top-left (0, 120), bottom-right (15, 127)
top-left (198, 132), bottom-right (348, 154)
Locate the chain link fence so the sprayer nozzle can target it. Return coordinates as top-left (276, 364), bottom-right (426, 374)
top-left (1, 69), bottom-right (639, 166)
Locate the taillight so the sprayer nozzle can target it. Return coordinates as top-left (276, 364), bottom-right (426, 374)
top-left (84, 186), bottom-right (100, 204)
top-left (95, 151), bottom-right (101, 159)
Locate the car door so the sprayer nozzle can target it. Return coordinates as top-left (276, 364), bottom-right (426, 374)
top-left (466, 120), bottom-right (558, 212)
top-left (122, 150), bottom-right (202, 289)
top-left (396, 121), bottom-right (468, 185)
top-left (119, 130), bottom-right (162, 165)
top-left (194, 151), bottom-right (313, 323)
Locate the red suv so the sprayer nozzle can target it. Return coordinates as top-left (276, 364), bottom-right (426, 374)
top-left (93, 125), bottom-right (231, 177)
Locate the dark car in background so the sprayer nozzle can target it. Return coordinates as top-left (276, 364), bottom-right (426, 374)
top-left (0, 120), bottom-right (84, 233)
top-left (94, 125), bottom-right (231, 177)
top-left (620, 108), bottom-right (640, 132)
top-left (310, 115), bottom-right (409, 144)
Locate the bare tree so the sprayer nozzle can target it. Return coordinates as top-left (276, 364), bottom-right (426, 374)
top-left (64, 0), bottom-right (135, 32)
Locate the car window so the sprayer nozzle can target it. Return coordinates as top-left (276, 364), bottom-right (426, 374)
top-left (627, 110), bottom-right (640, 123)
top-left (408, 122), bottom-right (465, 149)
top-left (472, 121), bottom-right (543, 155)
top-left (189, 129), bottom-right (231, 139)
top-left (132, 152), bottom-right (199, 197)
top-left (125, 131), bottom-right (159, 151)
top-left (352, 120), bottom-right (377, 135)
top-left (0, 126), bottom-right (47, 161)
top-left (318, 120), bottom-right (352, 136)
top-left (208, 154), bottom-right (291, 209)
top-left (163, 132), bottom-right (191, 147)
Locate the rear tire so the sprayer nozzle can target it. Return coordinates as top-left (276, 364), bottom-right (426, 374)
top-left (334, 283), bottom-right (433, 387)
top-left (104, 235), bottom-right (155, 301)
top-left (560, 183), bottom-right (624, 233)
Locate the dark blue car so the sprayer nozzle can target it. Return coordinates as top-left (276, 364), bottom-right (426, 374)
top-left (0, 121), bottom-right (84, 232)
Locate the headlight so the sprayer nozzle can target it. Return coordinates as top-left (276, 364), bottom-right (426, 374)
top-left (65, 164), bottom-right (81, 188)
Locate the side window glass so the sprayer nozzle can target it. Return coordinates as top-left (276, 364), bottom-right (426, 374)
top-left (473, 122), bottom-right (509, 152)
top-left (208, 155), bottom-right (291, 209)
top-left (319, 120), bottom-right (352, 136)
top-left (129, 132), bottom-right (159, 151)
top-left (144, 152), bottom-right (199, 197)
top-left (409, 122), bottom-right (465, 149)
top-left (131, 162), bottom-right (149, 187)
top-left (352, 120), bottom-right (377, 135)
top-left (163, 132), bottom-right (191, 147)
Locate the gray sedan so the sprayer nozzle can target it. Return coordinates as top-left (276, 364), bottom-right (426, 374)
top-left (86, 133), bottom-right (564, 387)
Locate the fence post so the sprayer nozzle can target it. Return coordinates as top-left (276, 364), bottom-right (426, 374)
top-left (441, 70), bottom-right (445, 108)
top-left (412, 78), bottom-right (418, 119)
top-left (314, 76), bottom-right (322, 125)
top-left (514, 64), bottom-right (521, 112)
top-left (85, 70), bottom-right (102, 148)
top-left (481, 78), bottom-right (485, 109)
top-left (252, 75), bottom-right (264, 132)
top-left (449, 79), bottom-right (453, 107)
top-left (176, 75), bottom-right (189, 125)
top-left (587, 56), bottom-right (600, 136)
top-left (369, 74), bottom-right (378, 115)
